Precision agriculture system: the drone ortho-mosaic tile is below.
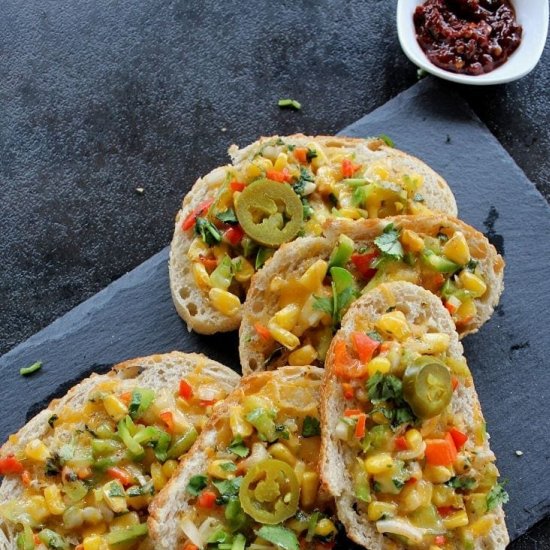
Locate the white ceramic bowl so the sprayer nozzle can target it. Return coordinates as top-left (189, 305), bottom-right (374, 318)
top-left (397, 0), bottom-right (549, 85)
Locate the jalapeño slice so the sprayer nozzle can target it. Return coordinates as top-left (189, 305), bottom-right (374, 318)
top-left (238, 458), bottom-right (299, 524)
top-left (235, 179), bottom-right (303, 247)
top-left (403, 357), bottom-right (452, 419)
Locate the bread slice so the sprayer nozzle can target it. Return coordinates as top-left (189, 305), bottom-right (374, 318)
top-left (320, 281), bottom-right (509, 549)
top-left (170, 134), bottom-right (457, 335)
top-left (0, 352), bottom-right (240, 549)
top-left (149, 366), bottom-right (329, 550)
top-left (239, 215), bottom-right (504, 374)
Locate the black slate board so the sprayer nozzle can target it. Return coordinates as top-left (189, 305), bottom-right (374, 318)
top-left (1, 78), bottom-right (549, 543)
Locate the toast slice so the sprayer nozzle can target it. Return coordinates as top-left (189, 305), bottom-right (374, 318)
top-left (170, 134), bottom-right (457, 335)
top-left (149, 366), bottom-right (336, 550)
top-left (320, 282), bottom-right (509, 549)
top-left (239, 215), bottom-right (504, 373)
top-left (0, 352), bottom-right (240, 549)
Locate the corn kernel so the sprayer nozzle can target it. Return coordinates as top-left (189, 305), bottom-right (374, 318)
top-left (150, 462), bottom-right (167, 492)
top-left (299, 259), bottom-right (328, 291)
top-left (187, 238), bottom-right (209, 261)
top-left (405, 429), bottom-right (423, 450)
top-left (371, 411), bottom-right (390, 425)
top-left (246, 162), bottom-right (263, 179)
top-left (192, 262), bottom-right (212, 290)
top-left (288, 345), bottom-right (318, 366)
top-left (373, 166), bottom-right (390, 180)
top-left (339, 207), bottom-right (362, 219)
top-left (273, 152), bottom-right (288, 171)
top-left (367, 357), bottom-right (391, 376)
top-left (432, 484), bottom-right (463, 508)
top-left (443, 232), bottom-right (470, 265)
top-left (314, 518), bottom-right (337, 537)
top-left (234, 257), bottom-right (255, 283)
top-left (209, 288), bottom-right (241, 316)
top-left (230, 406), bottom-right (254, 438)
top-left (268, 443), bottom-right (296, 466)
top-left (300, 471), bottom-right (319, 509)
top-left (44, 485), bottom-right (65, 515)
top-left (401, 229), bottom-right (425, 253)
top-left (273, 304), bottom-right (301, 331)
top-left (27, 495), bottom-right (50, 523)
top-left (470, 515), bottom-right (495, 536)
top-left (423, 464), bottom-right (453, 483)
top-left (267, 321), bottom-right (300, 350)
top-left (459, 271), bottom-right (487, 298)
top-left (418, 333), bottom-right (450, 354)
top-left (442, 509), bottom-right (469, 529)
top-left (162, 459), bottom-right (178, 479)
top-left (365, 453), bottom-right (394, 474)
top-left (456, 299), bottom-right (477, 323)
top-left (207, 459), bottom-right (236, 480)
top-left (25, 439), bottom-right (50, 462)
top-left (102, 480), bottom-right (127, 514)
top-left (110, 511), bottom-right (140, 530)
top-left (375, 311), bottom-right (411, 340)
top-left (83, 535), bottom-right (108, 550)
top-left (102, 395), bottom-right (128, 421)
top-left (82, 523), bottom-right (108, 539)
top-left (269, 276), bottom-right (286, 292)
top-left (400, 479), bottom-right (433, 513)
top-left (367, 501), bottom-right (397, 521)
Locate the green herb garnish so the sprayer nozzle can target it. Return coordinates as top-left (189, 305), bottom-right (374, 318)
top-left (20, 361), bottom-right (42, 376)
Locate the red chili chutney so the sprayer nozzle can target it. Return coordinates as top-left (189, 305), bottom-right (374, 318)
top-left (414, 0), bottom-right (522, 75)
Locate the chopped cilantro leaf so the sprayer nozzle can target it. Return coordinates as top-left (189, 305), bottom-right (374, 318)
top-left (213, 477), bottom-right (242, 498)
top-left (216, 209), bottom-right (238, 224)
top-left (367, 372), bottom-right (403, 403)
top-left (48, 415), bottom-right (58, 428)
top-left (293, 167), bottom-right (314, 196)
top-left (195, 217), bottom-right (221, 245)
top-left (275, 424), bottom-right (290, 440)
top-left (302, 416), bottom-right (321, 438)
top-left (487, 481), bottom-right (509, 511)
top-left (186, 474), bottom-right (207, 496)
top-left (257, 525), bottom-right (299, 550)
top-left (367, 373), bottom-right (416, 428)
top-left (312, 295), bottom-right (333, 315)
top-left (379, 134), bottom-right (395, 148)
top-left (228, 436), bottom-right (250, 458)
top-left (306, 148), bottom-right (318, 161)
top-left (367, 330), bottom-right (383, 343)
top-left (447, 476), bottom-right (476, 490)
top-left (374, 223), bottom-right (403, 260)
top-left (220, 462), bottom-right (237, 472)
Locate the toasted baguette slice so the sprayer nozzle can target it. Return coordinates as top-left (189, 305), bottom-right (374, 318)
top-left (239, 215), bottom-right (504, 374)
top-left (170, 134), bottom-right (457, 335)
top-left (0, 352), bottom-right (240, 549)
top-left (149, 366), bottom-right (333, 550)
top-left (320, 282), bottom-right (509, 549)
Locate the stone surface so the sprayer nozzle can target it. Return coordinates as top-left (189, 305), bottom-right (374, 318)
top-left (2, 79), bottom-right (549, 547)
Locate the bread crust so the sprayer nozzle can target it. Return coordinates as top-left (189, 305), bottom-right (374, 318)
top-left (319, 282), bottom-right (509, 549)
top-left (0, 352), bottom-right (240, 549)
top-left (148, 365), bottom-right (324, 550)
top-left (239, 215), bottom-right (504, 374)
top-left (170, 135), bottom-right (457, 335)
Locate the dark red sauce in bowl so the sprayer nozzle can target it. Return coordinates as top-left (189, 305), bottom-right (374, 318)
top-left (414, 0), bottom-right (522, 76)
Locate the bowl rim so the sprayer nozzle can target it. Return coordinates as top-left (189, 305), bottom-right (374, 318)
top-left (397, 0), bottom-right (549, 85)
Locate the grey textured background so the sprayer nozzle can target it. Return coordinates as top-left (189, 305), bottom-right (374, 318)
top-left (1, 1), bottom-right (549, 547)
